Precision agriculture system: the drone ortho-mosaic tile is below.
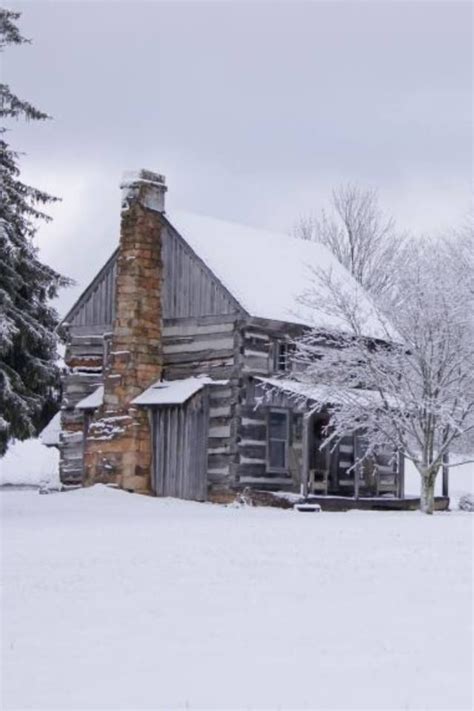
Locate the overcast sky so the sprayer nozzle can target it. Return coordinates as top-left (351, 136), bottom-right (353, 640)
top-left (5, 0), bottom-right (473, 316)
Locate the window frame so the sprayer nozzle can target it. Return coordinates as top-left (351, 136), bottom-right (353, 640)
top-left (266, 408), bottom-right (291, 474)
top-left (273, 340), bottom-right (295, 373)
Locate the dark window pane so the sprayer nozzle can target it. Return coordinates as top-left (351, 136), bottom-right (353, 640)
top-left (269, 440), bottom-right (286, 468)
top-left (269, 412), bottom-right (287, 439)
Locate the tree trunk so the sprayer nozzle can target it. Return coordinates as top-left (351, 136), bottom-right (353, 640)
top-left (420, 471), bottom-right (436, 514)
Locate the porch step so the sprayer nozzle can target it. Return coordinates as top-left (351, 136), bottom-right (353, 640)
top-left (294, 502), bottom-right (322, 513)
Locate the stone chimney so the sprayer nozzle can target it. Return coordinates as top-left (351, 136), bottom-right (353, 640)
top-left (84, 170), bottom-right (166, 493)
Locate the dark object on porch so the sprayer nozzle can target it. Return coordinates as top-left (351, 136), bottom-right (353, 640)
top-left (295, 502), bottom-right (322, 513)
top-left (235, 488), bottom-right (299, 509)
top-left (458, 494), bottom-right (474, 512)
top-left (305, 495), bottom-right (450, 512)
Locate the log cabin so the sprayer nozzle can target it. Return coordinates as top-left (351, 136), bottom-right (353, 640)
top-left (58, 170), bottom-right (449, 510)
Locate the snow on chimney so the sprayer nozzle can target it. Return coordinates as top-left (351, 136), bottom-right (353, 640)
top-left (120, 169), bottom-right (167, 213)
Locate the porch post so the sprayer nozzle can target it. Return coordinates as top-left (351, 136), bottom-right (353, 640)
top-left (353, 433), bottom-right (359, 500)
top-left (442, 453), bottom-right (449, 497)
top-left (397, 450), bottom-right (405, 498)
top-left (302, 412), bottom-right (311, 498)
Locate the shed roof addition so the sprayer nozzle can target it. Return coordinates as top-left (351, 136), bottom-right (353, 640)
top-left (132, 377), bottom-right (225, 406)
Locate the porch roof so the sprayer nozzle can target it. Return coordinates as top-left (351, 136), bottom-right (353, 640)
top-left (256, 377), bottom-right (389, 408)
top-left (132, 376), bottom-right (227, 407)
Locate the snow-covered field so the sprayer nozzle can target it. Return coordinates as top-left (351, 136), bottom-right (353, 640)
top-left (1, 485), bottom-right (472, 710)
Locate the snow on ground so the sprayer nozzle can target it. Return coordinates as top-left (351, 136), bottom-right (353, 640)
top-left (1, 486), bottom-right (472, 710)
top-left (0, 438), bottom-right (59, 489)
top-left (3, 436), bottom-right (473, 508)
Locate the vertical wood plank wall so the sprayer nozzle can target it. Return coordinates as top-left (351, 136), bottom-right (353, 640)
top-left (67, 258), bottom-right (117, 327)
top-left (152, 391), bottom-right (208, 500)
top-left (162, 227), bottom-right (239, 318)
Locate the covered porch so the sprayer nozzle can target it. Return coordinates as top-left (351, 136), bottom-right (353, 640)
top-left (256, 377), bottom-right (450, 509)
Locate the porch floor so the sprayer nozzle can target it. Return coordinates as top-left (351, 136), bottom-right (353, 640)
top-left (305, 495), bottom-right (450, 512)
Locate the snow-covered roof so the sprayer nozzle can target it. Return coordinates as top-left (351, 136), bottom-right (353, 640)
top-left (167, 210), bottom-right (390, 340)
top-left (132, 377), bottom-right (225, 406)
top-left (39, 412), bottom-right (62, 447)
top-left (76, 386), bottom-right (104, 410)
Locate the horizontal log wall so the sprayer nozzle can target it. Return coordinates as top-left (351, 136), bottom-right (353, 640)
top-left (241, 326), bottom-right (271, 375)
top-left (60, 326), bottom-right (107, 485)
top-left (242, 318), bottom-right (306, 376)
top-left (234, 378), bottom-right (304, 491)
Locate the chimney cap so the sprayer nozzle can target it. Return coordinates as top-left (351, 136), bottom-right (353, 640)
top-left (120, 169), bottom-right (166, 189)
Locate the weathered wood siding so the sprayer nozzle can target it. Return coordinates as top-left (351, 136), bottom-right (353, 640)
top-left (152, 390), bottom-right (208, 500)
top-left (60, 325), bottom-right (106, 485)
top-left (162, 226), bottom-right (241, 319)
top-left (66, 255), bottom-right (117, 328)
top-left (235, 377), bottom-right (303, 490)
top-left (58, 227), bottom-right (311, 495)
top-left (241, 326), bottom-right (272, 375)
top-left (241, 320), bottom-right (305, 376)
top-left (162, 316), bottom-right (241, 490)
top-left (64, 219), bottom-right (243, 329)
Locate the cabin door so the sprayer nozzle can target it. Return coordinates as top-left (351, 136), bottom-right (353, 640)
top-left (152, 392), bottom-right (208, 501)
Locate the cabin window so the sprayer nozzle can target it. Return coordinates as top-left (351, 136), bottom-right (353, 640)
top-left (267, 409), bottom-right (290, 472)
top-left (273, 341), bottom-right (293, 372)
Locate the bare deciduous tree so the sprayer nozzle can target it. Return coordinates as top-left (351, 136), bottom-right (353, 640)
top-left (290, 234), bottom-right (474, 514)
top-left (294, 184), bottom-right (408, 300)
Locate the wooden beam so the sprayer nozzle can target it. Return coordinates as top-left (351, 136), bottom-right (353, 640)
top-left (353, 433), bottom-right (359, 500)
top-left (398, 451), bottom-right (405, 498)
top-left (442, 453), bottom-right (449, 497)
top-left (301, 411), bottom-right (316, 498)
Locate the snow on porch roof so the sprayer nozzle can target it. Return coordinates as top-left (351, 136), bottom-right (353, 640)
top-left (257, 377), bottom-right (390, 408)
top-left (166, 210), bottom-right (392, 341)
top-left (132, 376), bottom-right (226, 406)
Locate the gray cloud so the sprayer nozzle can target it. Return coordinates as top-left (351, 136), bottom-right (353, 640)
top-left (5, 0), bottom-right (472, 315)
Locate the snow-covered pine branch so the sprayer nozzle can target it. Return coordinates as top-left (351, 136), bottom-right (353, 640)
top-left (0, 8), bottom-right (70, 455)
top-left (289, 235), bottom-right (474, 514)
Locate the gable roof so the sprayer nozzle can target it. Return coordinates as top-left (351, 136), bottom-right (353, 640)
top-left (63, 207), bottom-right (391, 341)
top-left (166, 210), bottom-right (391, 340)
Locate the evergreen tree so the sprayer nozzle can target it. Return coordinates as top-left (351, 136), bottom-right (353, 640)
top-left (0, 8), bottom-right (70, 455)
